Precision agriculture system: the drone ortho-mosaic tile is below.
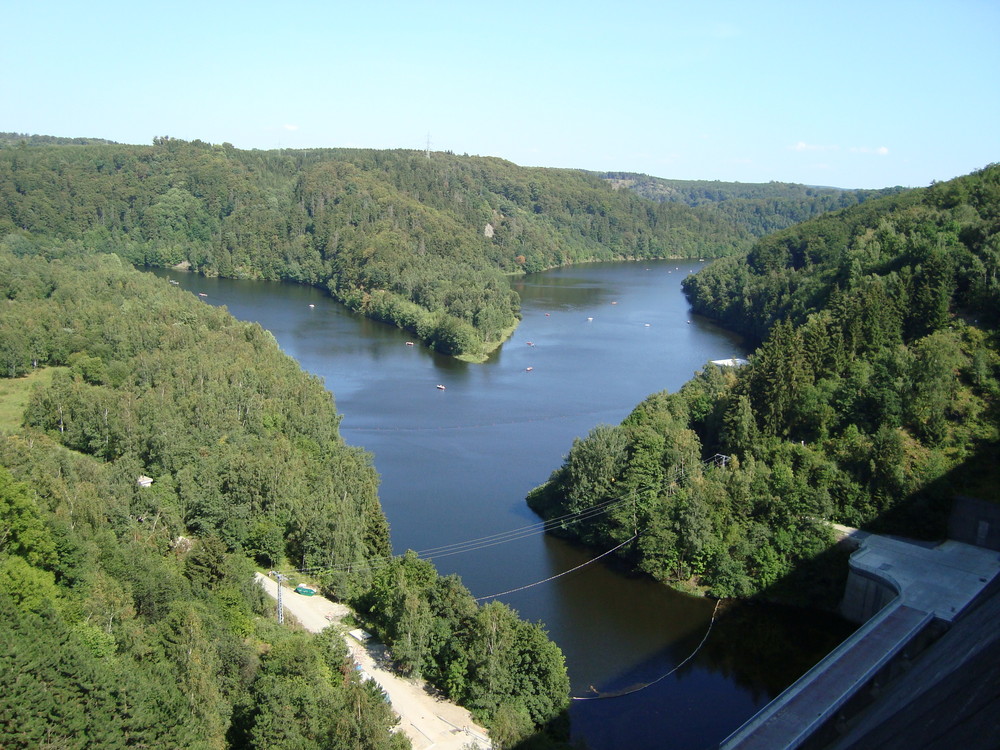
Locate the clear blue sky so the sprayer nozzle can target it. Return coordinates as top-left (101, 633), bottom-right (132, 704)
top-left (5, 0), bottom-right (998, 189)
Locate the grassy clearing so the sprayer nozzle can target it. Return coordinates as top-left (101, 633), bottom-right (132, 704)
top-left (0, 367), bottom-right (62, 433)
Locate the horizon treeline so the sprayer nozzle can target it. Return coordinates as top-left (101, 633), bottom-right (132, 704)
top-left (601, 171), bottom-right (904, 238)
top-left (0, 136), bottom-right (884, 358)
top-left (529, 164), bottom-right (1000, 605)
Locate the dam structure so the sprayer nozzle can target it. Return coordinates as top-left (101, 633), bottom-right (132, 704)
top-left (720, 528), bottom-right (1000, 749)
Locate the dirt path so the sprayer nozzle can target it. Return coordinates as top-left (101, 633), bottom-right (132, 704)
top-left (255, 573), bottom-right (490, 750)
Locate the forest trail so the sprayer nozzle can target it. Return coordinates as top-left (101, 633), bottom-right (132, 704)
top-left (255, 573), bottom-right (491, 750)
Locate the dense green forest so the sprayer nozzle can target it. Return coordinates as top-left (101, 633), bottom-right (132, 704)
top-left (0, 246), bottom-right (569, 748)
top-left (0, 136), bottom-right (753, 359)
top-left (335, 551), bottom-right (570, 749)
top-left (530, 164), bottom-right (1000, 605)
top-left (602, 171), bottom-right (904, 239)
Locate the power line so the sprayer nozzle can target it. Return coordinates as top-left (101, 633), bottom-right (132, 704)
top-left (408, 498), bottom-right (626, 559)
top-left (474, 534), bottom-right (638, 601)
top-left (286, 455), bottom-right (731, 583)
top-left (571, 599), bottom-right (721, 701)
top-left (292, 495), bottom-right (632, 577)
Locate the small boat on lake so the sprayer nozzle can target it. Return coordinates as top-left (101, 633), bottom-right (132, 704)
top-left (436, 384), bottom-right (446, 390)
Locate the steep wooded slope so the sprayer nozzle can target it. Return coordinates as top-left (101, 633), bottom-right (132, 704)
top-left (529, 164), bottom-right (1000, 605)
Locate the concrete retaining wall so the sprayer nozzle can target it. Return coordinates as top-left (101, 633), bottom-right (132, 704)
top-left (840, 566), bottom-right (900, 624)
top-left (949, 495), bottom-right (1000, 551)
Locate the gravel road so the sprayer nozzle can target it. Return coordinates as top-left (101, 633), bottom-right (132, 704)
top-left (255, 573), bottom-right (490, 749)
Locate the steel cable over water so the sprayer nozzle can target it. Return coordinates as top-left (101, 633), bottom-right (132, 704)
top-left (473, 534), bottom-right (639, 601)
top-left (287, 455), bottom-right (731, 591)
top-left (571, 599), bottom-right (722, 701)
top-left (292, 494), bottom-right (633, 577)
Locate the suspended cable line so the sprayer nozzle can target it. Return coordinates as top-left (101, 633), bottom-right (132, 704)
top-left (411, 498), bottom-right (622, 556)
top-left (412, 499), bottom-right (628, 560)
top-left (292, 495), bottom-right (631, 577)
top-left (474, 534), bottom-right (639, 602)
top-left (287, 455), bottom-right (731, 584)
top-left (571, 599), bottom-right (721, 701)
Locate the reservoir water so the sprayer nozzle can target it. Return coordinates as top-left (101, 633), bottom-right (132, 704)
top-left (152, 260), bottom-right (853, 749)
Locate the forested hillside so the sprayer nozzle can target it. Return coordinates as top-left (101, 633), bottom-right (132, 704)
top-left (602, 171), bottom-right (903, 239)
top-left (0, 245), bottom-right (569, 748)
top-left (529, 164), bottom-right (1000, 605)
top-left (0, 137), bottom-right (750, 359)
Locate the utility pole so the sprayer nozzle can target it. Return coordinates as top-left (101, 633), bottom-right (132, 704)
top-left (425, 132), bottom-right (431, 159)
top-left (269, 570), bottom-right (287, 624)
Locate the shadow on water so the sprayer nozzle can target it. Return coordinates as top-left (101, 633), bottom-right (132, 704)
top-left (556, 553), bottom-right (857, 750)
top-left (515, 597), bottom-right (857, 750)
top-left (495, 529), bottom-right (857, 750)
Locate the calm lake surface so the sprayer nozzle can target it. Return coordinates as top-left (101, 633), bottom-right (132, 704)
top-left (151, 260), bottom-right (853, 749)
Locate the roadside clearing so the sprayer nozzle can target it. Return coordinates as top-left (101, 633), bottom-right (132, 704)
top-left (254, 573), bottom-right (490, 750)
